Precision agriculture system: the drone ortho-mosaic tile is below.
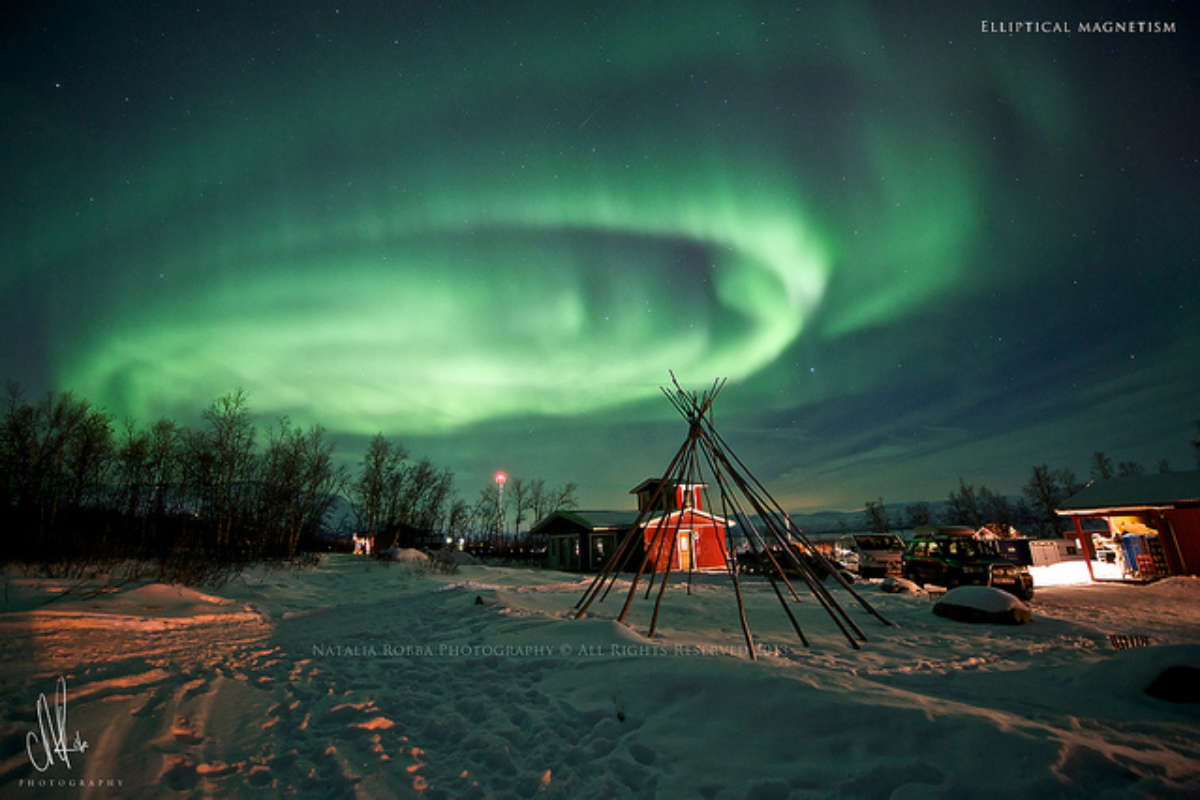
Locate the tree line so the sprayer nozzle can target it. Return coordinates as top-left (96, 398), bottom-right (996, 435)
top-left (475, 478), bottom-right (579, 544)
top-left (350, 435), bottom-right (578, 552)
top-left (0, 384), bottom-right (579, 571)
top-left (863, 424), bottom-right (1200, 538)
top-left (0, 385), bottom-right (342, 571)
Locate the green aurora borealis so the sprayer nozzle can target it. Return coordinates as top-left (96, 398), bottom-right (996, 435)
top-left (3, 2), bottom-right (1197, 509)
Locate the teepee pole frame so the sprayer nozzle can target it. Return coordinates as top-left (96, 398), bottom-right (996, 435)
top-left (677, 378), bottom-right (847, 649)
top-left (573, 374), bottom-right (892, 652)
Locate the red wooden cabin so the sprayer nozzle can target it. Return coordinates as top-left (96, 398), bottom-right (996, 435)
top-left (630, 479), bottom-right (731, 573)
top-left (1056, 471), bottom-right (1200, 580)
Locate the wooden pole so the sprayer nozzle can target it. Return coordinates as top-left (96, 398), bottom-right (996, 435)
top-left (644, 483), bottom-right (688, 599)
top-left (705, 441), bottom-right (857, 647)
top-left (701, 435), bottom-right (864, 646)
top-left (647, 512), bottom-right (683, 638)
top-left (616, 438), bottom-right (698, 623)
top-left (698, 439), bottom-right (808, 649)
top-left (638, 449), bottom-right (696, 604)
top-left (574, 434), bottom-right (692, 616)
top-left (674, 383), bottom-right (756, 657)
top-left (1071, 515), bottom-right (1097, 581)
top-left (698, 451), bottom-right (758, 658)
top-left (697, 446), bottom-right (803, 603)
top-left (700, 416), bottom-right (893, 628)
top-left (684, 449), bottom-right (697, 597)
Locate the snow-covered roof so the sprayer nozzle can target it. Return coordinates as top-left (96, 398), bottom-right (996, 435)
top-left (529, 510), bottom-right (642, 533)
top-left (642, 508), bottom-right (735, 528)
top-left (530, 507), bottom-right (734, 533)
top-left (1056, 470), bottom-right (1200, 515)
top-left (628, 478), bottom-right (708, 494)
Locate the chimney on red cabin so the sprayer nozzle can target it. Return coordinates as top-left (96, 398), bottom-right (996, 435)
top-left (630, 479), bottom-right (707, 513)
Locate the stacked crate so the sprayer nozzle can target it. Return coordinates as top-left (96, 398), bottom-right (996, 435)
top-left (1121, 534), bottom-right (1169, 579)
top-left (1148, 536), bottom-right (1169, 576)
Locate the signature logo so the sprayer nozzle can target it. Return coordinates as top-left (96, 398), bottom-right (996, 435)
top-left (26, 676), bottom-right (89, 772)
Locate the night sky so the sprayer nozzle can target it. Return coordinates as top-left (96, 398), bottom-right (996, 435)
top-left (3, 2), bottom-right (1197, 511)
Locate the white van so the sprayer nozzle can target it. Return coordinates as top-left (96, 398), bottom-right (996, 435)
top-left (833, 533), bottom-right (905, 578)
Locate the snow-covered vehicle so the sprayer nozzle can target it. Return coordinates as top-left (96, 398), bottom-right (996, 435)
top-left (833, 533), bottom-right (905, 578)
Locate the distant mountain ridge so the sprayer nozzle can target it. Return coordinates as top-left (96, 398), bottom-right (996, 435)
top-left (782, 501), bottom-right (953, 535)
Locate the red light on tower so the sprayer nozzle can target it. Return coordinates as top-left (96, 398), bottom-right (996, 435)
top-left (494, 471), bottom-right (507, 536)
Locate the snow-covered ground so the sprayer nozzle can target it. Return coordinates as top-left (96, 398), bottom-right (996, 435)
top-left (2, 555), bottom-right (1199, 798)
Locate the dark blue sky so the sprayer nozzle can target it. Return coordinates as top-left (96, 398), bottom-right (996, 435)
top-left (2, 2), bottom-right (1197, 510)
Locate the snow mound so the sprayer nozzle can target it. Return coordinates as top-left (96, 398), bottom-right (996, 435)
top-left (388, 547), bottom-right (430, 562)
top-left (933, 586), bottom-right (1033, 625)
top-left (98, 583), bottom-right (236, 617)
top-left (121, 583), bottom-right (232, 606)
top-left (880, 576), bottom-right (924, 594)
top-left (1068, 644), bottom-right (1200, 708)
top-left (1152, 576), bottom-right (1200, 588)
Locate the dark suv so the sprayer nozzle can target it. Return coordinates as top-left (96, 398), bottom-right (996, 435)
top-left (902, 532), bottom-right (1034, 600)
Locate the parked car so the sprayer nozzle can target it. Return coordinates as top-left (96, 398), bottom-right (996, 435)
top-left (738, 544), bottom-right (850, 583)
top-left (902, 530), bottom-right (1034, 600)
top-left (833, 533), bottom-right (905, 578)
